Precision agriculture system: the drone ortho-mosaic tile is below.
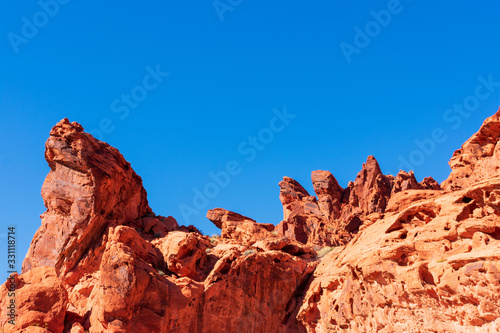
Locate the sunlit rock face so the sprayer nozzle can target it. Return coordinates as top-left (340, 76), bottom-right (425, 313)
top-left (1, 109), bottom-right (499, 332)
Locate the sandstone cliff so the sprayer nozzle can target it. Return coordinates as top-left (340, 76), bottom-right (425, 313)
top-left (1, 109), bottom-right (500, 332)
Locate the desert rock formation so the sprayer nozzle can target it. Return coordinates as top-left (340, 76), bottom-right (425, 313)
top-left (2, 109), bottom-right (500, 332)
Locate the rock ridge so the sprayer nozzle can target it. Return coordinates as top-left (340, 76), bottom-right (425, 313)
top-left (1, 108), bottom-right (500, 332)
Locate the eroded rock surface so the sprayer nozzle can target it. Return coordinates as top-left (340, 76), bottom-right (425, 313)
top-left (442, 108), bottom-right (500, 191)
top-left (3, 119), bottom-right (317, 333)
top-left (297, 179), bottom-right (500, 332)
top-left (2, 109), bottom-right (500, 332)
top-left (22, 118), bottom-right (151, 276)
top-left (276, 156), bottom-right (441, 247)
top-left (0, 267), bottom-right (67, 333)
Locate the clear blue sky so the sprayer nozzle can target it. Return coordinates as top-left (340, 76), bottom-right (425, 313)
top-left (1, 1), bottom-right (499, 276)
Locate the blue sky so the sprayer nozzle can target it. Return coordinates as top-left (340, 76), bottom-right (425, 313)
top-left (1, 1), bottom-right (500, 276)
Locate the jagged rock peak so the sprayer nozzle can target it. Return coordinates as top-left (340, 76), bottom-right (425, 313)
top-left (391, 170), bottom-right (422, 195)
top-left (206, 208), bottom-right (256, 228)
top-left (22, 118), bottom-right (151, 275)
top-left (355, 155), bottom-right (384, 186)
top-left (311, 170), bottom-right (343, 220)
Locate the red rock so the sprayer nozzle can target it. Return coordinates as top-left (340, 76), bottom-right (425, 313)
top-left (276, 215), bottom-right (310, 244)
top-left (279, 176), bottom-right (310, 206)
top-left (202, 251), bottom-right (317, 332)
top-left (156, 231), bottom-right (211, 281)
top-left (277, 156), bottom-right (424, 247)
top-left (220, 220), bottom-right (275, 244)
top-left (385, 189), bottom-right (442, 214)
top-left (253, 236), bottom-right (317, 258)
top-left (344, 214), bottom-right (362, 232)
top-left (110, 225), bottom-right (163, 268)
top-left (22, 118), bottom-right (151, 276)
top-left (297, 177), bottom-right (500, 332)
top-left (4, 110), bottom-right (500, 332)
top-left (420, 176), bottom-right (441, 190)
top-left (137, 215), bottom-right (178, 237)
top-left (206, 208), bottom-right (255, 228)
top-left (69, 323), bottom-right (85, 333)
top-left (391, 170), bottom-right (422, 194)
top-left (207, 208), bottom-right (276, 245)
top-left (142, 217), bottom-right (158, 233)
top-left (311, 170), bottom-right (344, 221)
top-left (277, 176), bottom-right (340, 246)
top-left (442, 108), bottom-right (500, 191)
top-left (342, 155), bottom-right (392, 216)
top-left (0, 267), bottom-right (67, 333)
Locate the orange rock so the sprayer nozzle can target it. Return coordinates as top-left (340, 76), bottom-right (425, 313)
top-left (69, 323), bottom-right (85, 333)
top-left (277, 156), bottom-right (444, 247)
top-left (311, 170), bottom-right (343, 220)
top-left (206, 208), bottom-right (256, 228)
top-left (342, 155), bottom-right (392, 216)
top-left (4, 110), bottom-right (500, 332)
top-left (156, 231), bottom-right (212, 281)
top-left (442, 107), bottom-right (500, 191)
top-left (277, 176), bottom-right (343, 246)
top-left (391, 170), bottom-right (422, 194)
top-left (22, 118), bottom-right (151, 276)
top-left (207, 208), bottom-right (276, 246)
top-left (202, 251), bottom-right (317, 332)
top-left (385, 189), bottom-right (442, 214)
top-left (420, 176), bottom-right (441, 190)
top-left (297, 177), bottom-right (500, 332)
top-left (0, 267), bottom-right (67, 333)
top-left (253, 236), bottom-right (317, 258)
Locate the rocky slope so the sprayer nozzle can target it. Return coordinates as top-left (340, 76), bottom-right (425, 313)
top-left (1, 109), bottom-right (500, 332)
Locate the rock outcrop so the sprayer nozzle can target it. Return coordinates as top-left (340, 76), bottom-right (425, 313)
top-left (2, 119), bottom-right (317, 333)
top-left (2, 108), bottom-right (500, 332)
top-left (442, 108), bottom-right (500, 191)
top-left (311, 170), bottom-right (344, 220)
top-left (297, 178), bottom-right (500, 332)
top-left (22, 118), bottom-right (151, 275)
top-left (0, 267), bottom-right (67, 332)
top-left (275, 156), bottom-right (441, 247)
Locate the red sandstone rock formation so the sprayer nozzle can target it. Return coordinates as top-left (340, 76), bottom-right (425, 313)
top-left (275, 156), bottom-right (441, 247)
top-left (2, 108), bottom-right (500, 332)
top-left (2, 119), bottom-right (316, 333)
top-left (22, 118), bottom-right (151, 276)
top-left (442, 108), bottom-right (500, 191)
top-left (0, 267), bottom-right (67, 332)
top-left (311, 170), bottom-right (343, 220)
top-left (297, 177), bottom-right (500, 331)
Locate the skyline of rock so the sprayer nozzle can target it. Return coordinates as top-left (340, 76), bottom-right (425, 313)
top-left (2, 108), bottom-right (500, 332)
